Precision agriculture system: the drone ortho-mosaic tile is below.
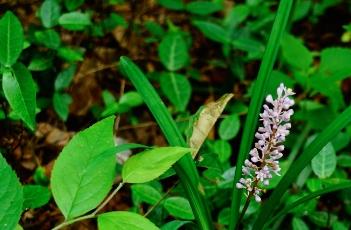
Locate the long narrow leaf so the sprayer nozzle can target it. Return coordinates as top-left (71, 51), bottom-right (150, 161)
top-left (119, 57), bottom-right (213, 230)
top-left (253, 106), bottom-right (351, 229)
top-left (228, 0), bottom-right (294, 229)
top-left (265, 180), bottom-right (351, 228)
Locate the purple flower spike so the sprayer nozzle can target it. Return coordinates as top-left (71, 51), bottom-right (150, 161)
top-left (236, 83), bottom-right (295, 202)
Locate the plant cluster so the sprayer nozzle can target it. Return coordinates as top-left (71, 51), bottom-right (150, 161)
top-left (1, 0), bottom-right (351, 230)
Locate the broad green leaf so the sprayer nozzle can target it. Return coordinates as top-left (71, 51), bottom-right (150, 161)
top-left (54, 64), bottom-right (76, 91)
top-left (192, 20), bottom-right (229, 44)
top-left (0, 11), bottom-right (24, 66)
top-left (122, 147), bottom-right (190, 183)
top-left (119, 91), bottom-right (143, 107)
top-left (131, 184), bottom-right (162, 205)
top-left (231, 37), bottom-right (265, 56)
top-left (281, 34), bottom-right (312, 70)
top-left (213, 140), bottom-right (232, 163)
top-left (163, 197), bottom-right (194, 220)
top-left (39, 0), bottom-right (61, 28)
top-left (28, 56), bottom-right (53, 71)
top-left (161, 220), bottom-right (192, 230)
top-left (2, 63), bottom-right (36, 130)
top-left (337, 154), bottom-right (351, 168)
top-left (57, 47), bottom-right (84, 62)
top-left (51, 117), bottom-right (115, 220)
top-left (160, 73), bottom-right (191, 112)
top-left (332, 221), bottom-right (348, 230)
top-left (0, 154), bottom-right (23, 230)
top-left (34, 29), bottom-right (61, 49)
top-left (58, 12), bottom-right (91, 31)
top-left (224, 5), bottom-right (250, 27)
top-left (98, 211), bottom-right (159, 230)
top-left (308, 211), bottom-right (337, 227)
top-left (292, 217), bottom-right (309, 230)
top-left (53, 92), bottom-right (72, 121)
top-left (318, 47), bottom-right (351, 81)
top-left (218, 114), bottom-right (240, 140)
top-left (158, 33), bottom-right (189, 71)
top-left (64, 0), bottom-right (84, 11)
top-left (311, 142), bottom-right (336, 178)
top-left (23, 185), bottom-right (51, 209)
top-left (186, 1), bottom-right (222, 15)
top-left (157, 0), bottom-right (184, 10)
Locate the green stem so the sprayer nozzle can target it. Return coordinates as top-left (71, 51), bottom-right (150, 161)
top-left (51, 182), bottom-right (124, 230)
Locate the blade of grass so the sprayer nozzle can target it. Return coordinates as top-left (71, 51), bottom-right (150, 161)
top-left (228, 0), bottom-right (294, 229)
top-left (119, 56), bottom-right (213, 230)
top-left (253, 106), bottom-right (351, 230)
top-left (265, 180), bottom-right (351, 229)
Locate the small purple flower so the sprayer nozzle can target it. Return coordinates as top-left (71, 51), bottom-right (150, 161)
top-left (236, 83), bottom-right (295, 202)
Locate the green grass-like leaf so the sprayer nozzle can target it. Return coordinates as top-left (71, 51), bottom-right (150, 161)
top-left (119, 56), bottom-right (213, 230)
top-left (253, 106), bottom-right (351, 229)
top-left (228, 0), bottom-right (294, 229)
top-left (265, 180), bottom-right (351, 228)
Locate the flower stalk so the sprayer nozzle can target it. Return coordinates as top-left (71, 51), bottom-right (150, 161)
top-left (235, 83), bottom-right (295, 226)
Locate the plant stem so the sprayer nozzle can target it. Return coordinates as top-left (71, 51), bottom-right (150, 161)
top-left (51, 182), bottom-right (124, 230)
top-left (144, 181), bottom-right (178, 217)
top-left (51, 214), bottom-right (95, 230)
top-left (92, 182), bottom-right (124, 215)
top-left (235, 192), bottom-right (253, 230)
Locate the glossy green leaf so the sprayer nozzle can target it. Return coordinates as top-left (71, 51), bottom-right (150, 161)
top-left (161, 220), bottom-right (192, 230)
top-left (311, 142), bottom-right (336, 178)
top-left (58, 12), bottom-right (91, 31)
top-left (39, 0), bottom-right (61, 28)
top-left (158, 33), bottom-right (189, 71)
top-left (28, 56), bottom-right (53, 71)
top-left (131, 184), bottom-right (162, 205)
top-left (0, 154), bottom-right (23, 230)
top-left (2, 63), bottom-right (36, 130)
top-left (164, 197), bottom-right (194, 220)
top-left (224, 5), bottom-right (250, 27)
top-left (192, 20), bottom-right (229, 44)
top-left (64, 0), bottom-right (84, 11)
top-left (337, 154), bottom-right (351, 168)
top-left (218, 114), bottom-right (240, 140)
top-left (119, 57), bottom-right (213, 230)
top-left (51, 117), bottom-right (115, 220)
top-left (23, 185), bottom-right (51, 209)
top-left (186, 1), bottom-right (222, 15)
top-left (254, 106), bottom-right (351, 229)
top-left (54, 64), bottom-right (76, 91)
top-left (34, 29), bottom-right (61, 49)
top-left (213, 140), bottom-right (232, 163)
top-left (98, 211), bottom-right (159, 230)
top-left (160, 73), bottom-right (191, 112)
top-left (157, 0), bottom-right (184, 10)
top-left (318, 48), bottom-right (351, 81)
top-left (57, 47), bottom-right (84, 62)
top-left (53, 92), bottom-right (72, 121)
top-left (230, 0), bottom-right (295, 228)
top-left (281, 34), bottom-right (312, 69)
top-left (0, 11), bottom-right (24, 66)
top-left (122, 147), bottom-right (190, 183)
top-left (119, 91), bottom-right (143, 107)
top-left (292, 217), bottom-right (309, 230)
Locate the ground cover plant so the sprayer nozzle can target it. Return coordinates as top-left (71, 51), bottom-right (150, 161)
top-left (1, 0), bottom-right (351, 229)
